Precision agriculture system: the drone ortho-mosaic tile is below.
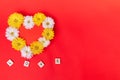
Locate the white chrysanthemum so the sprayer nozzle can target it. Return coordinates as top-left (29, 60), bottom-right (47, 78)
top-left (42, 17), bottom-right (55, 28)
top-left (5, 27), bottom-right (19, 41)
top-left (20, 46), bottom-right (33, 59)
top-left (38, 37), bottom-right (50, 47)
top-left (23, 16), bottom-right (34, 29)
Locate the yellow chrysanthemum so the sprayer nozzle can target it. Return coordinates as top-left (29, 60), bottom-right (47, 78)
top-left (12, 38), bottom-right (26, 51)
top-left (8, 12), bottom-right (24, 29)
top-left (30, 41), bottom-right (44, 55)
top-left (42, 28), bottom-right (54, 40)
top-left (33, 12), bottom-right (46, 26)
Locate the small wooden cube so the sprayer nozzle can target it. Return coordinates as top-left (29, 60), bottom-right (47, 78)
top-left (7, 59), bottom-right (14, 67)
top-left (38, 61), bottom-right (44, 68)
top-left (55, 58), bottom-right (61, 64)
top-left (24, 61), bottom-right (30, 67)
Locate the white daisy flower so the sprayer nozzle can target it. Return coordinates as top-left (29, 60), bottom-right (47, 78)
top-left (23, 16), bottom-right (34, 29)
top-left (42, 17), bottom-right (55, 29)
top-left (20, 46), bottom-right (33, 59)
top-left (5, 27), bottom-right (19, 41)
top-left (38, 37), bottom-right (50, 47)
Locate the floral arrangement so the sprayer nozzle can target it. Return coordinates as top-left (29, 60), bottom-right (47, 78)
top-left (5, 12), bottom-right (55, 59)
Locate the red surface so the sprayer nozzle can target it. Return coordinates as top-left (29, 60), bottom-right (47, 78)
top-left (0, 0), bottom-right (120, 80)
top-left (19, 25), bottom-right (43, 45)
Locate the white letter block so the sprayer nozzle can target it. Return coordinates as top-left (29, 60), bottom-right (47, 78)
top-left (38, 61), bottom-right (44, 68)
top-left (24, 61), bottom-right (30, 67)
top-left (55, 58), bottom-right (61, 64)
top-left (7, 59), bottom-right (14, 67)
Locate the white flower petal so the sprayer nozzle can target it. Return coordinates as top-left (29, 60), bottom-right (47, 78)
top-left (38, 37), bottom-right (50, 47)
top-left (23, 16), bottom-right (34, 29)
top-left (43, 40), bottom-right (50, 47)
top-left (42, 17), bottom-right (55, 29)
top-left (5, 27), bottom-right (19, 41)
top-left (20, 46), bottom-right (33, 59)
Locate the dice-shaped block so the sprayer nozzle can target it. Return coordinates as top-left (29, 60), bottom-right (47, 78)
top-left (38, 61), bottom-right (44, 68)
top-left (7, 59), bottom-right (14, 67)
top-left (24, 61), bottom-right (30, 67)
top-left (55, 58), bottom-right (61, 64)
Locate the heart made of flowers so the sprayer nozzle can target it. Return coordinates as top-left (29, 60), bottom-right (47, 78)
top-left (5, 12), bottom-right (55, 59)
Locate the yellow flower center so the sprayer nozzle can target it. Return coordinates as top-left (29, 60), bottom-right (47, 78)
top-left (12, 38), bottom-right (26, 51)
top-left (30, 41), bottom-right (44, 55)
top-left (46, 22), bottom-right (50, 25)
top-left (8, 13), bottom-right (24, 28)
top-left (42, 41), bottom-right (45, 43)
top-left (25, 51), bottom-right (28, 54)
top-left (42, 28), bottom-right (54, 40)
top-left (10, 32), bottom-right (14, 36)
top-left (17, 43), bottom-right (21, 46)
top-left (27, 20), bottom-right (30, 23)
top-left (37, 18), bottom-right (40, 20)
top-left (47, 32), bottom-right (50, 36)
top-left (14, 19), bottom-right (18, 23)
top-left (35, 46), bottom-right (39, 50)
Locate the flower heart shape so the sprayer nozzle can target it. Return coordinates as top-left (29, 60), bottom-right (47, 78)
top-left (5, 12), bottom-right (55, 59)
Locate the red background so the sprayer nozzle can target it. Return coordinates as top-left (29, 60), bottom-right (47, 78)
top-left (0, 0), bottom-right (120, 80)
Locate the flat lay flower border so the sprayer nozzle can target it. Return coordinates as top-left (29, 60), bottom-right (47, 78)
top-left (5, 12), bottom-right (55, 59)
